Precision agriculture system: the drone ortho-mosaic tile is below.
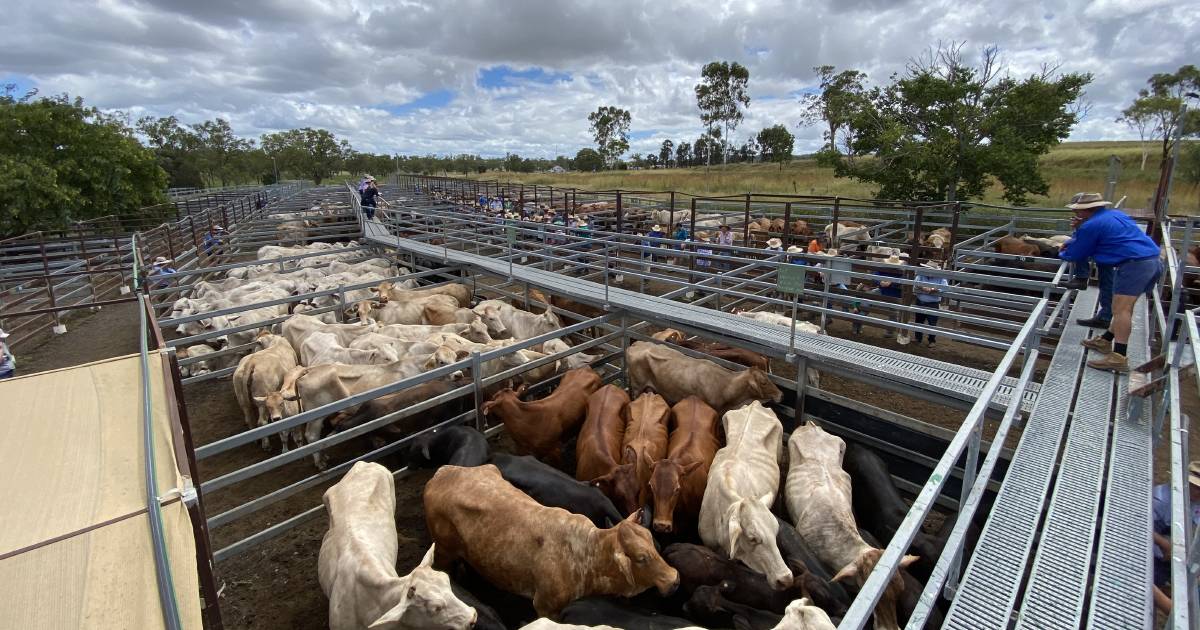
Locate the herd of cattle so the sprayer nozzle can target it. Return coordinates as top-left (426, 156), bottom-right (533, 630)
top-left (316, 341), bottom-right (959, 630)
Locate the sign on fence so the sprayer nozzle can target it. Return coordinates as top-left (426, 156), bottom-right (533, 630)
top-left (506, 225), bottom-right (517, 245)
top-left (777, 264), bottom-right (807, 295)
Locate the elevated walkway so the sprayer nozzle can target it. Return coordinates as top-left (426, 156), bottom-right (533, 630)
top-left (364, 219), bottom-right (1040, 413)
top-left (0, 353), bottom-right (204, 629)
top-left (945, 290), bottom-right (1153, 629)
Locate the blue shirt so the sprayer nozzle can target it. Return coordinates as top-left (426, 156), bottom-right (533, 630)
top-left (1059, 207), bottom-right (1160, 265)
top-left (915, 273), bottom-right (949, 303)
top-left (875, 269), bottom-right (903, 298)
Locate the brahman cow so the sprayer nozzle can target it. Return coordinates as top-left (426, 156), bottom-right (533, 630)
top-left (355, 293), bottom-right (460, 326)
top-left (785, 422), bottom-right (917, 630)
top-left (493, 453), bottom-right (623, 528)
top-left (423, 464), bottom-right (680, 617)
top-left (626, 341), bottom-right (782, 412)
top-left (735, 311), bottom-right (821, 335)
top-left (406, 426), bottom-right (490, 468)
top-left (624, 390), bottom-right (671, 507)
top-left (481, 368), bottom-right (601, 464)
top-left (300, 331), bottom-right (393, 366)
top-left (279, 347), bottom-right (463, 469)
top-left (699, 401), bottom-right (792, 591)
top-left (281, 313), bottom-right (377, 356)
top-left (773, 599), bottom-right (837, 630)
top-left (651, 329), bottom-right (770, 372)
top-left (232, 333), bottom-right (300, 452)
top-left (318, 462), bottom-right (475, 630)
top-left (371, 281), bottom-right (473, 307)
top-left (474, 299), bottom-right (563, 340)
top-left (649, 396), bottom-right (721, 535)
top-left (372, 321), bottom-right (493, 344)
top-left (923, 227), bottom-right (952, 252)
top-left (823, 221), bottom-right (870, 250)
top-left (576, 384), bottom-right (641, 515)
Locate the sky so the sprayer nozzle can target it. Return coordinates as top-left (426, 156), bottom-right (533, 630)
top-left (2, 0), bottom-right (1196, 159)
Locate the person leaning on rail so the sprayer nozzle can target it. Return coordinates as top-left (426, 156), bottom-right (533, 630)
top-left (1059, 192), bottom-right (1162, 373)
top-left (1063, 211), bottom-right (1116, 328)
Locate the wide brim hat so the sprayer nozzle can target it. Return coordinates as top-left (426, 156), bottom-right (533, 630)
top-left (719, 224), bottom-right (731, 230)
top-left (786, 245), bottom-right (804, 253)
top-left (651, 225), bottom-right (663, 232)
top-left (767, 238), bottom-right (783, 248)
top-left (816, 248), bottom-right (839, 257)
top-left (153, 256), bottom-right (173, 265)
top-left (1190, 461), bottom-right (1200, 487)
top-left (1066, 192), bottom-right (1111, 210)
top-left (883, 254), bottom-right (904, 265)
top-left (920, 260), bottom-right (943, 269)
top-left (213, 225), bottom-right (225, 230)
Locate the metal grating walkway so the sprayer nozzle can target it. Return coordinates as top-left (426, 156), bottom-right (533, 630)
top-left (943, 290), bottom-right (1098, 629)
top-left (364, 220), bottom-right (1040, 413)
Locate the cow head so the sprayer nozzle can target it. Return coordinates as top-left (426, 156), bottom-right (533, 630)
top-left (368, 545), bottom-right (476, 630)
top-left (422, 346), bottom-right (461, 374)
top-left (461, 319), bottom-right (492, 343)
top-left (590, 461), bottom-right (641, 516)
top-left (648, 459), bottom-right (702, 534)
top-left (780, 598), bottom-right (836, 630)
top-left (605, 510), bottom-right (680, 597)
top-left (726, 496), bottom-right (792, 590)
top-left (832, 548), bottom-right (918, 630)
top-left (650, 329), bottom-right (684, 343)
top-left (746, 368), bottom-right (784, 404)
top-left (472, 304), bottom-right (507, 336)
top-left (254, 391), bottom-right (297, 424)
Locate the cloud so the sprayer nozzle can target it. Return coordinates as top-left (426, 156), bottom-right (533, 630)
top-left (0, 0), bottom-right (1193, 158)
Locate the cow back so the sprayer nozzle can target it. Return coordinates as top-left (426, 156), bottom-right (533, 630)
top-left (577, 385), bottom-right (631, 481)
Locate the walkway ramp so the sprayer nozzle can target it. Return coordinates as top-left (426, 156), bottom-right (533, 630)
top-left (0, 353), bottom-right (203, 630)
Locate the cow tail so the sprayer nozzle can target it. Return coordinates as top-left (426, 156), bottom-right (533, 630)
top-left (280, 366), bottom-right (308, 401)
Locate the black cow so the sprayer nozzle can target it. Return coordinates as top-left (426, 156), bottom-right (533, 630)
top-left (683, 584), bottom-right (783, 630)
top-left (560, 597), bottom-right (696, 629)
top-left (491, 454), bottom-right (623, 528)
top-left (406, 425), bottom-right (490, 468)
top-left (774, 517), bottom-right (850, 618)
top-left (448, 580), bottom-right (505, 630)
top-left (842, 444), bottom-right (942, 581)
top-left (857, 528), bottom-right (945, 629)
top-left (662, 543), bottom-right (806, 615)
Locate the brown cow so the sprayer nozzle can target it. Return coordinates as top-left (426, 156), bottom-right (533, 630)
top-left (993, 235), bottom-right (1041, 258)
top-left (791, 220), bottom-right (811, 239)
top-left (623, 391), bottom-right (671, 506)
top-left (481, 367), bottom-right (601, 464)
top-left (627, 341), bottom-right (781, 413)
top-left (769, 218), bottom-right (786, 232)
top-left (651, 329), bottom-right (770, 372)
top-left (650, 397), bottom-right (721, 535)
top-left (424, 465), bottom-right (679, 617)
top-left (577, 385), bottom-right (641, 515)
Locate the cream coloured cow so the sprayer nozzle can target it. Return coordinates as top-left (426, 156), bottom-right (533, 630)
top-left (354, 294), bottom-right (460, 326)
top-left (626, 341), bottom-right (782, 412)
top-left (373, 321), bottom-right (493, 344)
top-left (300, 331), bottom-right (394, 366)
top-left (472, 299), bottom-right (562, 340)
top-left (542, 338), bottom-right (599, 372)
top-left (735, 310), bottom-right (821, 335)
top-left (319, 462), bottom-right (475, 630)
top-left (371, 281), bottom-right (473, 308)
top-left (279, 346), bottom-right (464, 469)
top-left (771, 598), bottom-right (837, 630)
top-left (232, 333), bottom-right (301, 452)
top-left (698, 401), bottom-right (792, 590)
top-left (785, 422), bottom-right (917, 630)
top-left (281, 313), bottom-right (376, 355)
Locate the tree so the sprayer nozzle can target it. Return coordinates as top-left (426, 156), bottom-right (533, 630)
top-left (1121, 65), bottom-right (1200, 166)
top-left (260, 127), bottom-right (349, 185)
top-left (799, 65), bottom-right (868, 154)
top-left (0, 89), bottom-right (167, 235)
top-left (630, 153), bottom-right (644, 168)
top-left (658, 139), bottom-right (674, 168)
top-left (1118, 101), bottom-right (1156, 171)
top-left (695, 61), bottom-right (750, 166)
top-left (675, 141), bottom-right (692, 167)
top-left (827, 43), bottom-right (1091, 204)
top-left (190, 118), bottom-right (252, 187)
top-left (587, 106), bottom-right (631, 168)
top-left (693, 132), bottom-right (723, 167)
top-left (573, 147), bottom-right (603, 171)
top-left (757, 125), bottom-right (795, 170)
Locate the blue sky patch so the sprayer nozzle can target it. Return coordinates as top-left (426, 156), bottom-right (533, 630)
top-left (629, 130), bottom-right (658, 141)
top-left (2, 74), bottom-right (37, 99)
top-left (379, 89), bottom-right (454, 115)
top-left (478, 65), bottom-right (570, 89)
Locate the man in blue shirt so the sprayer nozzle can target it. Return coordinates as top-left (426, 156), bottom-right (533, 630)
top-left (1150, 461), bottom-right (1200, 614)
top-left (1061, 193), bottom-right (1161, 372)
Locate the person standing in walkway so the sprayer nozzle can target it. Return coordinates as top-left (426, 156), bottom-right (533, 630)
top-left (1063, 192), bottom-right (1162, 372)
top-left (716, 224), bottom-right (734, 270)
top-left (0, 329), bottom-right (14, 379)
top-left (360, 176), bottom-right (382, 220)
top-left (913, 260), bottom-right (950, 347)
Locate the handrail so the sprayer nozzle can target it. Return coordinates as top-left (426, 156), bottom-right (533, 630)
top-left (838, 297), bottom-right (1048, 628)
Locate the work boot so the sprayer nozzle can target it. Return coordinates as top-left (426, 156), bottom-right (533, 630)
top-left (1087, 352), bottom-right (1129, 373)
top-left (1081, 337), bottom-right (1111, 352)
top-left (1064, 277), bottom-right (1089, 290)
top-left (1076, 316), bottom-right (1111, 328)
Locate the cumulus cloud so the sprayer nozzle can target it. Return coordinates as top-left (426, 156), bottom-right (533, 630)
top-left (1, 0), bottom-right (1194, 157)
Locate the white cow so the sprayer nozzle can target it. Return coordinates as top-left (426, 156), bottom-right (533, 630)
top-left (771, 598), bottom-right (837, 630)
top-left (355, 294), bottom-right (459, 326)
top-left (300, 331), bottom-right (394, 366)
top-left (281, 313), bottom-right (376, 355)
top-left (785, 422), bottom-right (917, 630)
top-left (542, 338), bottom-right (599, 372)
top-left (175, 343), bottom-right (238, 377)
top-left (735, 311), bottom-right (821, 335)
top-left (698, 401), bottom-right (792, 590)
top-left (318, 462), bottom-right (476, 630)
top-left (374, 321), bottom-right (493, 344)
top-left (232, 333), bottom-right (301, 452)
top-left (473, 299), bottom-right (562, 340)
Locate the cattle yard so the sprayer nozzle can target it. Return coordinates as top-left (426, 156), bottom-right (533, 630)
top-left (4, 174), bottom-right (1198, 629)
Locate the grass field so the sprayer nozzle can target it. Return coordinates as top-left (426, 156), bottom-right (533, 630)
top-left (452, 141), bottom-right (1198, 211)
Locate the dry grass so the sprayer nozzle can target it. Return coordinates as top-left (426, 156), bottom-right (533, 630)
top-left (452, 141), bottom-right (1199, 211)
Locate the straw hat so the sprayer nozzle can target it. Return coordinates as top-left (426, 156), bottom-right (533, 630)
top-left (719, 224), bottom-right (731, 230)
top-left (920, 260), bottom-right (943, 270)
top-left (153, 256), bottom-right (173, 265)
top-left (651, 224), bottom-right (663, 232)
top-left (787, 245), bottom-right (804, 254)
top-left (577, 220), bottom-right (588, 227)
top-left (816, 248), bottom-right (840, 257)
top-left (1066, 192), bottom-right (1111, 210)
top-left (766, 238), bottom-right (783, 249)
top-left (883, 253), bottom-right (904, 265)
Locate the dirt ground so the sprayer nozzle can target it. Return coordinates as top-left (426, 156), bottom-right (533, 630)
top-left (9, 299), bottom-right (141, 373)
